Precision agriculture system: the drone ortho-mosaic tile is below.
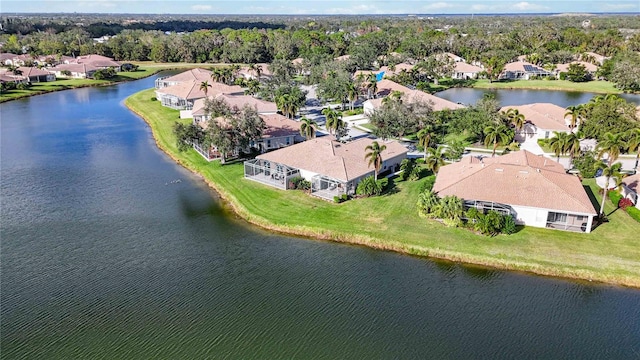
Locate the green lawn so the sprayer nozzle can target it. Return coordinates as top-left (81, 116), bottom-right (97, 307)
top-left (126, 88), bottom-right (640, 288)
top-left (472, 79), bottom-right (621, 93)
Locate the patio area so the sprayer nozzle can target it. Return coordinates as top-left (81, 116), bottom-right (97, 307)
top-left (311, 175), bottom-right (350, 201)
top-left (244, 159), bottom-right (300, 190)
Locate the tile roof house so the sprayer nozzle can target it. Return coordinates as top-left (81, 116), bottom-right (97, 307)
top-left (8, 66), bottom-right (56, 82)
top-left (238, 63), bottom-right (273, 80)
top-left (363, 79), bottom-right (464, 115)
top-left (451, 62), bottom-right (484, 80)
top-left (191, 94), bottom-right (278, 123)
top-left (500, 61), bottom-right (552, 80)
top-left (500, 103), bottom-right (573, 143)
top-left (581, 52), bottom-right (610, 65)
top-left (155, 81), bottom-right (243, 110)
top-left (621, 174), bottom-right (640, 210)
top-left (433, 150), bottom-right (597, 232)
top-left (72, 54), bottom-right (121, 71)
top-left (555, 61), bottom-right (599, 79)
top-left (47, 63), bottom-right (101, 79)
top-left (379, 63), bottom-right (415, 77)
top-left (244, 137), bottom-right (407, 200)
top-left (155, 68), bottom-right (214, 89)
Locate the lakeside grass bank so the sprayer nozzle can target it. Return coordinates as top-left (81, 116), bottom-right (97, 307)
top-left (125, 88), bottom-right (640, 288)
top-left (471, 79), bottom-right (622, 93)
top-left (0, 62), bottom-right (208, 103)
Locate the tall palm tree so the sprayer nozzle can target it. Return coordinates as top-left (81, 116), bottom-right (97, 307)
top-left (564, 105), bottom-right (583, 130)
top-left (565, 132), bottom-right (582, 169)
top-left (366, 75), bottom-right (378, 99)
top-left (417, 127), bottom-right (433, 161)
top-left (299, 117), bottom-right (317, 140)
top-left (504, 108), bottom-right (526, 132)
top-left (596, 162), bottom-right (623, 217)
top-left (625, 128), bottom-right (640, 172)
top-left (364, 141), bottom-right (387, 181)
top-left (276, 94), bottom-right (300, 119)
top-left (199, 81), bottom-right (211, 97)
top-left (346, 82), bottom-right (358, 111)
top-left (548, 132), bottom-right (569, 163)
top-left (322, 107), bottom-right (340, 134)
top-left (597, 132), bottom-right (626, 166)
top-left (424, 146), bottom-right (447, 174)
top-left (483, 124), bottom-right (512, 157)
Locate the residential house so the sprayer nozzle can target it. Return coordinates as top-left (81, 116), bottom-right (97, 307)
top-left (621, 174), bottom-right (640, 210)
top-left (193, 112), bottom-right (302, 160)
top-left (500, 103), bottom-right (573, 143)
top-left (155, 81), bottom-right (243, 110)
top-left (451, 62), bottom-right (484, 80)
top-left (12, 66), bottom-right (56, 82)
top-left (0, 53), bottom-right (33, 66)
top-left (155, 68), bottom-right (213, 89)
top-left (555, 61), bottom-right (599, 79)
top-left (244, 137), bottom-right (407, 199)
top-left (72, 54), bottom-right (121, 71)
top-left (379, 63), bottom-right (415, 77)
top-left (238, 63), bottom-right (273, 80)
top-left (433, 150), bottom-right (597, 232)
top-left (363, 79), bottom-right (463, 115)
top-left (500, 61), bottom-right (552, 80)
top-left (581, 52), bottom-right (609, 65)
top-left (47, 63), bottom-right (100, 79)
top-left (191, 94), bottom-right (278, 123)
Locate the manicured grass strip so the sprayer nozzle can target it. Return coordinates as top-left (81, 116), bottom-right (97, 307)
top-left (471, 79), bottom-right (621, 94)
top-left (125, 88), bottom-right (640, 288)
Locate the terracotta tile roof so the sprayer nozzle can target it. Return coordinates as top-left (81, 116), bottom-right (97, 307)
top-left (500, 103), bottom-right (569, 131)
top-left (257, 137), bottom-right (407, 182)
top-left (453, 62), bottom-right (483, 73)
top-left (260, 113), bottom-right (302, 138)
top-left (623, 174), bottom-right (640, 194)
top-left (335, 55), bottom-right (351, 61)
top-left (291, 57), bottom-right (305, 65)
top-left (160, 68), bottom-right (213, 83)
top-left (157, 81), bottom-right (243, 101)
top-left (239, 63), bottom-right (273, 77)
top-left (191, 93), bottom-right (276, 116)
top-left (48, 63), bottom-right (100, 74)
top-left (74, 54), bottom-right (121, 67)
top-left (433, 150), bottom-right (597, 215)
top-left (379, 63), bottom-right (415, 76)
top-left (375, 79), bottom-right (413, 97)
top-left (404, 90), bottom-right (464, 111)
top-left (503, 61), bottom-right (549, 73)
top-left (556, 61), bottom-right (598, 73)
top-left (16, 66), bottom-right (52, 77)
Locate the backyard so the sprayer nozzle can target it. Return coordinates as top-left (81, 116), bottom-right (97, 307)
top-left (126, 88), bottom-right (640, 288)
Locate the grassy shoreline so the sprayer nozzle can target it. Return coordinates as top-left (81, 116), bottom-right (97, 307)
top-left (470, 79), bottom-right (623, 93)
top-left (125, 88), bottom-right (640, 289)
top-left (0, 62), bottom-right (208, 103)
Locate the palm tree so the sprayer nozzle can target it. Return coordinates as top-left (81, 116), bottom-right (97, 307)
top-left (504, 108), bottom-right (526, 132)
top-left (548, 132), bottom-right (569, 163)
top-left (299, 117), bottom-right (317, 140)
top-left (322, 107), bottom-right (340, 134)
top-left (276, 94), bottom-right (300, 119)
top-left (199, 81), bottom-right (211, 97)
top-left (483, 124), bottom-right (512, 157)
top-left (565, 132), bottom-right (582, 168)
top-left (625, 128), bottom-right (640, 172)
top-left (346, 82), bottom-right (358, 111)
top-left (564, 105), bottom-right (583, 130)
top-left (597, 132), bottom-right (626, 166)
top-left (417, 127), bottom-right (433, 161)
top-left (596, 162), bottom-right (623, 217)
top-left (366, 75), bottom-right (378, 99)
top-left (424, 146), bottom-right (447, 174)
top-left (364, 141), bottom-right (387, 181)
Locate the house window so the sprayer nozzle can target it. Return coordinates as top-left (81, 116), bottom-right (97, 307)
top-left (576, 215), bottom-right (585, 221)
top-left (547, 212), bottom-right (567, 223)
top-left (545, 131), bottom-right (550, 139)
top-left (267, 140), bottom-right (271, 148)
top-left (286, 137), bottom-right (291, 145)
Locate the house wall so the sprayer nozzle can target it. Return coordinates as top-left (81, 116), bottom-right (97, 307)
top-left (257, 135), bottom-right (295, 151)
top-left (511, 205), bottom-right (548, 228)
top-left (363, 101), bottom-right (376, 116)
top-left (381, 153), bottom-right (406, 173)
top-left (621, 185), bottom-right (638, 206)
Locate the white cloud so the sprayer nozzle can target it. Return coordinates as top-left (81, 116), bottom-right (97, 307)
top-left (601, 3), bottom-right (639, 10)
top-left (511, 2), bottom-right (549, 11)
top-left (191, 4), bottom-right (213, 11)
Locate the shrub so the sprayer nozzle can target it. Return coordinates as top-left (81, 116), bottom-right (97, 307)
top-left (341, 194), bottom-right (348, 201)
top-left (121, 63), bottom-right (139, 72)
top-left (289, 176), bottom-right (310, 191)
top-left (559, 72), bottom-right (567, 80)
top-left (356, 176), bottom-right (382, 197)
top-left (609, 190), bottom-right (622, 207)
top-left (419, 175), bottom-right (436, 193)
top-left (502, 215), bottom-right (517, 235)
top-left (333, 196), bottom-right (342, 203)
top-left (16, 82), bottom-right (30, 90)
top-left (627, 206), bottom-right (640, 222)
top-left (151, 97), bottom-right (157, 101)
top-left (416, 189), bottom-right (440, 218)
top-left (573, 151), bottom-right (598, 178)
top-left (619, 198), bottom-right (633, 210)
top-left (474, 210), bottom-right (504, 235)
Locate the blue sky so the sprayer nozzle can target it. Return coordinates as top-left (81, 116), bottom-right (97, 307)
top-left (2, 1), bottom-right (639, 14)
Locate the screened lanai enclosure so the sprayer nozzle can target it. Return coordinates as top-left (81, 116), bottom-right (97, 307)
top-left (462, 200), bottom-right (513, 216)
top-left (310, 175), bottom-right (352, 201)
top-left (244, 159), bottom-right (300, 190)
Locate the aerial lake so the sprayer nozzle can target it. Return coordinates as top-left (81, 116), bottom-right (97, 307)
top-left (1, 75), bottom-right (639, 358)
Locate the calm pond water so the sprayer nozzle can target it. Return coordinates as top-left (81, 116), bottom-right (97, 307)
top-left (2, 76), bottom-right (640, 359)
top-left (436, 87), bottom-right (640, 107)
